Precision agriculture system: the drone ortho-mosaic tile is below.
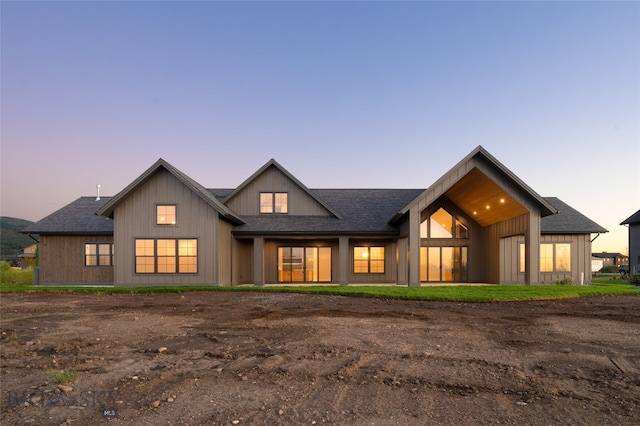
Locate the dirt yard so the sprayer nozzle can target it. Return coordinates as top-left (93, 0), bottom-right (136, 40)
top-left (1, 291), bottom-right (639, 425)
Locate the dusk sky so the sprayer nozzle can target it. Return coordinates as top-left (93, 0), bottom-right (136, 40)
top-left (1, 1), bottom-right (638, 254)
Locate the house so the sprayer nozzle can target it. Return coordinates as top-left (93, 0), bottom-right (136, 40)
top-left (621, 209), bottom-right (640, 275)
top-left (16, 243), bottom-right (37, 269)
top-left (591, 252), bottom-right (629, 268)
top-left (22, 146), bottom-right (607, 287)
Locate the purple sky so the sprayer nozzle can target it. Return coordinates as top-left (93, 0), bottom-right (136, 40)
top-left (1, 1), bottom-right (638, 254)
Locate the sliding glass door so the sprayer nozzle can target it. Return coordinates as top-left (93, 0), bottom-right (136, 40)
top-left (278, 247), bottom-right (331, 283)
top-left (420, 246), bottom-right (468, 282)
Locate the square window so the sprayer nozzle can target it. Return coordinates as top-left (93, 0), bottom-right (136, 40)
top-left (85, 243), bottom-right (113, 266)
top-left (354, 246), bottom-right (385, 274)
top-left (157, 205), bottom-right (176, 225)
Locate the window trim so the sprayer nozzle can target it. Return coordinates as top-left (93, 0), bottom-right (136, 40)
top-left (420, 207), bottom-right (468, 239)
top-left (84, 243), bottom-right (114, 267)
top-left (135, 238), bottom-right (198, 274)
top-left (156, 204), bottom-right (177, 226)
top-left (277, 246), bottom-right (332, 283)
top-left (259, 192), bottom-right (288, 214)
top-left (353, 246), bottom-right (385, 274)
top-left (519, 242), bottom-right (572, 273)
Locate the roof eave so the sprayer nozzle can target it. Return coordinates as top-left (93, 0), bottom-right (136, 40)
top-left (21, 231), bottom-right (114, 236)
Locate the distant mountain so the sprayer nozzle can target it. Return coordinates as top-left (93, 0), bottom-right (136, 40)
top-left (0, 217), bottom-right (37, 262)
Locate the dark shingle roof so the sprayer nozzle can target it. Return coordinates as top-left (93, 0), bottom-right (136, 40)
top-left (21, 197), bottom-right (114, 235)
top-left (541, 197), bottom-right (607, 234)
top-left (592, 252), bottom-right (625, 259)
top-left (232, 189), bottom-right (424, 235)
top-left (22, 193), bottom-right (606, 237)
top-left (621, 209), bottom-right (640, 225)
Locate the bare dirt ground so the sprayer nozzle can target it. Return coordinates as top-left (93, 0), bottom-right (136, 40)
top-left (1, 291), bottom-right (639, 426)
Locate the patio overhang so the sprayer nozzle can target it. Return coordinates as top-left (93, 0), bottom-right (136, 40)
top-left (444, 168), bottom-right (528, 227)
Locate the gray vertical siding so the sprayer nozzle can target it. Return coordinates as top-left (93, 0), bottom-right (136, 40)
top-left (485, 213), bottom-right (530, 283)
top-left (501, 233), bottom-right (594, 285)
top-left (218, 219), bottom-right (233, 285)
top-left (232, 239), bottom-right (253, 285)
top-left (39, 235), bottom-right (113, 285)
top-left (226, 166), bottom-right (331, 216)
top-left (113, 169), bottom-right (221, 286)
top-left (629, 224), bottom-right (640, 274)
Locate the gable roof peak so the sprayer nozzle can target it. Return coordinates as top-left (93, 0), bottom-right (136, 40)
top-left (223, 158), bottom-right (343, 219)
top-left (96, 158), bottom-right (244, 225)
top-left (391, 146), bottom-right (557, 224)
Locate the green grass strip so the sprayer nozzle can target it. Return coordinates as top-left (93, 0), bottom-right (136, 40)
top-left (1, 280), bottom-right (637, 302)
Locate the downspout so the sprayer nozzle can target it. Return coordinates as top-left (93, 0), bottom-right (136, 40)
top-left (590, 233), bottom-right (601, 243)
top-left (27, 233), bottom-right (40, 244)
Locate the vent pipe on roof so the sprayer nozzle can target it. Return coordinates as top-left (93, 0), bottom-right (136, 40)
top-left (96, 184), bottom-right (101, 201)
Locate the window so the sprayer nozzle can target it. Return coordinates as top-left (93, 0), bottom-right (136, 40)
top-left (519, 243), bottom-right (571, 273)
top-left (135, 239), bottom-right (155, 273)
top-left (85, 243), bottom-right (114, 266)
top-left (135, 239), bottom-right (197, 274)
top-left (260, 192), bottom-right (288, 214)
top-left (354, 246), bottom-right (385, 274)
top-left (540, 244), bottom-right (554, 273)
top-left (278, 247), bottom-right (331, 282)
top-left (420, 207), bottom-right (468, 239)
top-left (157, 205), bottom-right (176, 225)
top-left (555, 243), bottom-right (571, 272)
top-left (420, 246), bottom-right (467, 282)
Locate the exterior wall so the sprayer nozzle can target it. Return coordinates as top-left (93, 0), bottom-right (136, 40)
top-left (218, 219), bottom-right (234, 285)
top-left (262, 239), bottom-right (338, 284)
top-left (630, 223), bottom-right (640, 274)
top-left (348, 240), bottom-right (398, 284)
top-left (485, 213), bottom-right (530, 283)
top-left (244, 238), bottom-right (398, 285)
top-left (501, 233), bottom-right (593, 285)
top-left (112, 169), bottom-right (221, 286)
top-left (38, 235), bottom-right (113, 285)
top-left (226, 166), bottom-right (331, 216)
top-left (539, 234), bottom-right (592, 285)
top-left (232, 238), bottom-right (253, 285)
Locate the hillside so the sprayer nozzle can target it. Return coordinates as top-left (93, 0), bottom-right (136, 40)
top-left (0, 217), bottom-right (36, 262)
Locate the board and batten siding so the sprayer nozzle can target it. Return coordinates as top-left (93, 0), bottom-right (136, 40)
top-left (113, 169), bottom-right (223, 286)
top-left (226, 166), bottom-right (331, 216)
top-left (629, 223), bottom-right (640, 275)
top-left (500, 233), bottom-right (593, 284)
top-left (217, 219), bottom-right (234, 285)
top-left (348, 240), bottom-right (398, 284)
top-left (484, 213), bottom-right (532, 283)
top-left (232, 239), bottom-right (253, 285)
top-left (38, 235), bottom-right (113, 285)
